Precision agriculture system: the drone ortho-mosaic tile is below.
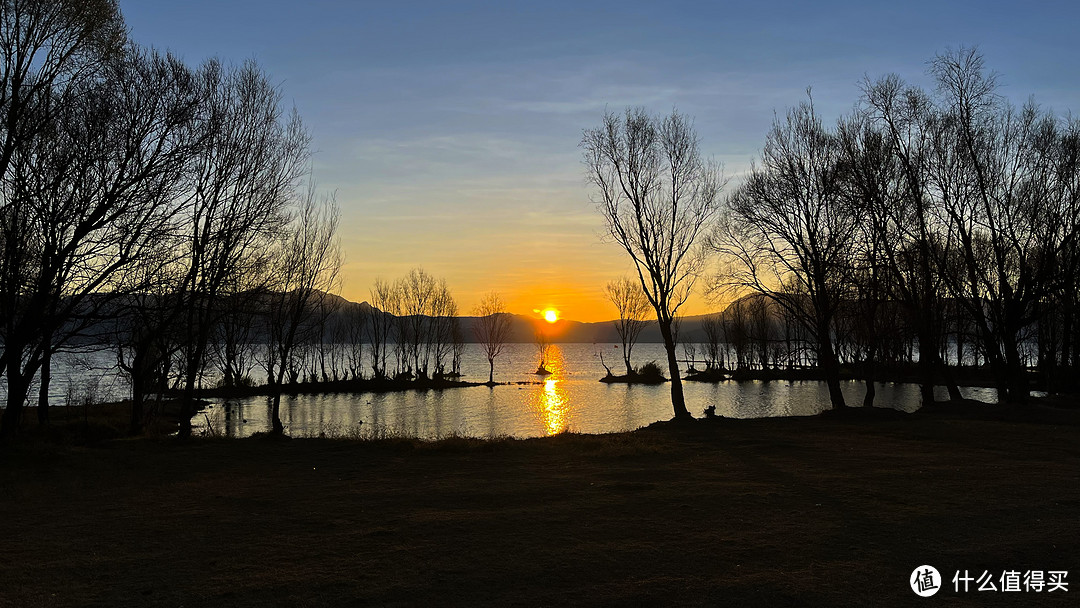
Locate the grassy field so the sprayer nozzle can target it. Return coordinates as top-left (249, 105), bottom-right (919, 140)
top-left (1, 399), bottom-right (1078, 607)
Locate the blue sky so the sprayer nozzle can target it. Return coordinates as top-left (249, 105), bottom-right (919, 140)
top-left (119, 0), bottom-right (1080, 320)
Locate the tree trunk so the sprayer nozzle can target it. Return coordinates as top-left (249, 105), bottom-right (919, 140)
top-left (862, 354), bottom-right (876, 407)
top-left (956, 326), bottom-right (965, 367)
top-left (981, 334), bottom-right (1014, 404)
top-left (177, 382), bottom-right (195, 439)
top-left (271, 394), bottom-right (284, 434)
top-left (1002, 336), bottom-right (1028, 404)
top-left (817, 328), bottom-right (846, 409)
top-left (177, 336), bottom-right (212, 439)
top-left (0, 364), bottom-right (30, 440)
top-left (488, 359), bottom-right (494, 384)
top-left (914, 323), bottom-right (940, 407)
top-left (919, 381), bottom-right (935, 408)
top-left (659, 320), bottom-right (690, 419)
top-left (37, 344), bottom-right (52, 424)
top-left (938, 355), bottom-right (963, 401)
top-left (1061, 299), bottom-right (1074, 391)
top-left (130, 381), bottom-right (145, 436)
top-left (269, 356), bottom-right (287, 435)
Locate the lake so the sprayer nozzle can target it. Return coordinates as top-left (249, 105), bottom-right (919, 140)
top-left (187, 343), bottom-right (997, 439)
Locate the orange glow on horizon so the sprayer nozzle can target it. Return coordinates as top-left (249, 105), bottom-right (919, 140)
top-left (340, 268), bottom-right (720, 323)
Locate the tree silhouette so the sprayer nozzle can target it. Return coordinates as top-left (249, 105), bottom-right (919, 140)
top-left (472, 292), bottom-right (513, 384)
top-left (175, 59), bottom-right (309, 438)
top-left (605, 276), bottom-right (652, 376)
top-left (534, 325), bottom-right (551, 375)
top-left (264, 186), bottom-right (342, 435)
top-left (583, 108), bottom-right (724, 419)
top-left (367, 278), bottom-right (397, 380)
top-left (713, 97), bottom-right (856, 409)
top-left (1, 43), bottom-right (200, 436)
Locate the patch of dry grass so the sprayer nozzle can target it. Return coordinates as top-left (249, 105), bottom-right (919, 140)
top-left (1, 399), bottom-right (1079, 606)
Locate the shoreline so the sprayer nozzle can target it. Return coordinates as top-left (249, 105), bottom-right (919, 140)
top-left (182, 363), bottom-right (1039, 398)
top-left (184, 377), bottom-right (543, 399)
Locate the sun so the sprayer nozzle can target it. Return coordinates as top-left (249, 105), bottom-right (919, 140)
top-left (543, 309), bottom-right (558, 323)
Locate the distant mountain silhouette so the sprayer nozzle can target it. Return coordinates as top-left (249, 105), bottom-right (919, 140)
top-left (76, 288), bottom-right (745, 344)
top-left (352, 296), bottom-right (720, 343)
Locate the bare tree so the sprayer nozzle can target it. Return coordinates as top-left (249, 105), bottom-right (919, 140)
top-left (712, 97), bottom-right (858, 409)
top-left (0, 0), bottom-right (123, 425)
top-left (265, 186), bottom-right (342, 434)
top-left (852, 78), bottom-right (964, 406)
top-left (534, 325), bottom-right (551, 375)
top-left (173, 58), bottom-right (309, 438)
top-left (747, 295), bottom-right (774, 371)
top-left (1, 46), bottom-right (202, 436)
top-left (367, 278), bottom-right (397, 380)
top-left (390, 268), bottom-right (455, 380)
top-left (927, 48), bottom-right (1068, 403)
top-left (209, 251), bottom-right (273, 389)
top-left (340, 300), bottom-right (368, 380)
top-left (604, 276), bottom-right (652, 376)
top-left (701, 312), bottom-right (725, 370)
top-left (472, 292), bottom-right (512, 384)
top-left (114, 243), bottom-right (187, 434)
top-left (582, 108), bottom-right (724, 419)
top-left (0, 0), bottom-right (120, 427)
top-left (682, 340), bottom-right (698, 372)
top-left (450, 319), bottom-right (465, 377)
top-left (429, 282), bottom-right (458, 379)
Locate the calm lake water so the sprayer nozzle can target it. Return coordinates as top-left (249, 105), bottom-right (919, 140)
top-left (187, 343), bottom-right (996, 439)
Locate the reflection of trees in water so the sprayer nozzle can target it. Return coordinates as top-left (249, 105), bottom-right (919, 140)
top-left (222, 400), bottom-right (246, 437)
top-left (617, 384), bottom-right (638, 429)
top-left (190, 354), bottom-right (1005, 437)
top-left (485, 388), bottom-right (499, 438)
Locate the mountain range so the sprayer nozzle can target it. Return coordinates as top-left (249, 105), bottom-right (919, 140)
top-left (340, 295), bottom-right (727, 344)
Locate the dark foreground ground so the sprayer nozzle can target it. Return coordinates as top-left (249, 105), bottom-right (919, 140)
top-left (1, 399), bottom-right (1078, 607)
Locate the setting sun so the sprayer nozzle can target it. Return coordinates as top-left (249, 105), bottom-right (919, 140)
top-left (543, 309), bottom-right (559, 323)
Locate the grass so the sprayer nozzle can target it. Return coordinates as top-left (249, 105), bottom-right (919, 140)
top-left (11, 400), bottom-right (188, 446)
top-left (0, 398), bottom-right (1078, 606)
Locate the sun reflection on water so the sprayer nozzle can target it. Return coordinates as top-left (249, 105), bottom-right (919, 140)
top-left (531, 345), bottom-right (570, 435)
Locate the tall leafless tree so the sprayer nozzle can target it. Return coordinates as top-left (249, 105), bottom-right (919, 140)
top-left (1, 0), bottom-right (124, 431)
top-left (582, 108), bottom-right (724, 419)
top-left (926, 48), bottom-right (1069, 403)
top-left (173, 58), bottom-right (309, 438)
top-left (700, 312), bottom-right (725, 371)
top-left (389, 268), bottom-right (455, 381)
top-left (264, 186), bottom-right (342, 434)
top-left (853, 77), bottom-right (963, 406)
top-left (1, 45), bottom-right (202, 436)
top-left (534, 325), bottom-right (551, 375)
top-left (713, 96), bottom-right (858, 409)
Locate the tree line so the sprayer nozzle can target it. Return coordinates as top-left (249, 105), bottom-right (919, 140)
top-left (0, 1), bottom-right (342, 439)
top-left (588, 47), bottom-right (1080, 416)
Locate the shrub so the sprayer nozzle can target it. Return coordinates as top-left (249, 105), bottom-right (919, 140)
top-left (636, 361), bottom-right (665, 381)
top-left (213, 375), bottom-right (255, 389)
